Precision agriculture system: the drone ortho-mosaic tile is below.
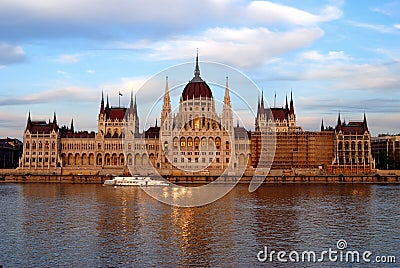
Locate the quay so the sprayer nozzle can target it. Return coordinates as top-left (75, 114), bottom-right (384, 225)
top-left (0, 169), bottom-right (400, 184)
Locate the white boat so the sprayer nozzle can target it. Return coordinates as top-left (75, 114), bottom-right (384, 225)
top-left (103, 176), bottom-right (170, 187)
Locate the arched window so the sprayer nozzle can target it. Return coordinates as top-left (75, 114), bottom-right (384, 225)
top-left (187, 137), bottom-right (193, 148)
top-left (26, 142), bottom-right (30, 149)
top-left (180, 137), bottom-right (186, 148)
top-left (215, 137), bottom-right (221, 150)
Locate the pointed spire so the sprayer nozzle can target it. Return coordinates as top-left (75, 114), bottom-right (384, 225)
top-left (191, 50), bottom-right (203, 82)
top-left (363, 112), bottom-right (368, 131)
top-left (100, 91), bottom-right (105, 114)
top-left (285, 94), bottom-right (288, 110)
top-left (53, 112), bottom-right (57, 124)
top-left (321, 119), bottom-right (324, 131)
top-left (260, 90), bottom-right (265, 110)
top-left (161, 76), bottom-right (172, 125)
top-left (237, 120), bottom-right (239, 128)
top-left (195, 49), bottom-right (200, 77)
top-left (336, 112), bottom-right (342, 132)
top-left (289, 90), bottom-right (294, 115)
top-left (26, 112), bottom-right (32, 131)
top-left (224, 76), bottom-right (231, 107)
top-left (106, 94), bottom-right (109, 109)
top-left (129, 91), bottom-right (134, 115)
top-left (134, 94), bottom-right (138, 118)
top-left (155, 118), bottom-right (158, 128)
top-left (257, 95), bottom-right (260, 118)
top-left (70, 119), bottom-right (74, 133)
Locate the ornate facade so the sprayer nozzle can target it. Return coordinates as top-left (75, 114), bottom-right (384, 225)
top-left (18, 55), bottom-right (375, 176)
top-left (329, 113), bottom-right (375, 174)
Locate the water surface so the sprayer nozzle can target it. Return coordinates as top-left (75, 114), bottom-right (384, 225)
top-left (0, 183), bottom-right (399, 267)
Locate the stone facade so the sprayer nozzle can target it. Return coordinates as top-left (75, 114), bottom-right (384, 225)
top-left (18, 56), bottom-right (375, 176)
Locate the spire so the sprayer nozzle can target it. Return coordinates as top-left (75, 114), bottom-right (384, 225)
top-left (224, 76), bottom-right (231, 107)
top-left (106, 94), bottom-right (109, 110)
top-left (257, 95), bottom-right (260, 118)
top-left (336, 112), bottom-right (342, 132)
top-left (191, 50), bottom-right (203, 82)
top-left (26, 112), bottom-right (32, 131)
top-left (134, 94), bottom-right (138, 118)
top-left (321, 119), bottom-right (324, 131)
top-left (237, 120), bottom-right (239, 128)
top-left (195, 49), bottom-right (200, 77)
top-left (70, 119), bottom-right (74, 133)
top-left (129, 91), bottom-right (134, 115)
top-left (260, 90), bottom-right (265, 110)
top-left (289, 90), bottom-right (294, 115)
top-left (285, 94), bottom-right (288, 110)
top-left (52, 112), bottom-right (57, 131)
top-left (155, 118), bottom-right (158, 128)
top-left (161, 76), bottom-right (172, 125)
top-left (100, 91), bottom-right (105, 114)
top-left (363, 112), bottom-right (368, 131)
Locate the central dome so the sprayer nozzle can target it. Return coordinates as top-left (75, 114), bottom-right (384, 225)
top-left (181, 53), bottom-right (213, 101)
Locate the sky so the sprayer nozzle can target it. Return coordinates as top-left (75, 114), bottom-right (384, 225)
top-left (0, 0), bottom-right (399, 139)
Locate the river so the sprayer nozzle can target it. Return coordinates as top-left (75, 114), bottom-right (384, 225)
top-left (0, 183), bottom-right (399, 267)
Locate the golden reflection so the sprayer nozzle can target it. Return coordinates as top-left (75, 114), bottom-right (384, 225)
top-left (171, 206), bottom-right (195, 251)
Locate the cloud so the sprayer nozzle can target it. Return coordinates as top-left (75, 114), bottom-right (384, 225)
top-left (0, 43), bottom-right (26, 65)
top-left (124, 27), bottom-right (324, 68)
top-left (56, 54), bottom-right (81, 64)
top-left (245, 1), bottom-right (342, 26)
top-left (299, 50), bottom-right (349, 61)
top-left (0, 0), bottom-right (341, 41)
top-left (0, 86), bottom-right (98, 106)
top-left (346, 20), bottom-right (399, 34)
top-left (86, 69), bottom-right (95, 74)
top-left (394, 24), bottom-right (400, 30)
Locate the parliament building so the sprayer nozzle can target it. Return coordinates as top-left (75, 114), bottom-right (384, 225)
top-left (18, 55), bottom-right (375, 176)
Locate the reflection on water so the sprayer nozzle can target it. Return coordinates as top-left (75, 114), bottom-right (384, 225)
top-left (0, 183), bottom-right (399, 267)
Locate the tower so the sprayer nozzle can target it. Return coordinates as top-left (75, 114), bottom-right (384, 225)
top-left (161, 76), bottom-right (172, 132)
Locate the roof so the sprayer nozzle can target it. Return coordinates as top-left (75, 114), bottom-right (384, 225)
top-left (107, 107), bottom-right (127, 120)
top-left (234, 126), bottom-right (251, 139)
top-left (29, 121), bottom-right (55, 134)
top-left (181, 81), bottom-right (212, 101)
top-left (145, 126), bottom-right (160, 139)
top-left (339, 122), bottom-right (368, 135)
top-left (270, 108), bottom-right (289, 121)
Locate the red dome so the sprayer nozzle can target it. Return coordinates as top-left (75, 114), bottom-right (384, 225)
top-left (182, 81), bottom-right (212, 101)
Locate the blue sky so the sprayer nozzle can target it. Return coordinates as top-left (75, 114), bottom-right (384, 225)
top-left (0, 0), bottom-right (399, 139)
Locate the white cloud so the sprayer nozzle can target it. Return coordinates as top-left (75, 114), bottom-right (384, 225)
top-left (57, 54), bottom-right (81, 64)
top-left (86, 69), bottom-right (95, 74)
top-left (126, 27), bottom-right (324, 68)
top-left (298, 62), bottom-right (400, 91)
top-left (346, 20), bottom-right (398, 34)
top-left (299, 50), bottom-right (349, 61)
top-left (0, 0), bottom-right (342, 41)
top-left (394, 24), bottom-right (400, 30)
top-left (0, 43), bottom-right (25, 65)
top-left (246, 1), bottom-right (342, 26)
